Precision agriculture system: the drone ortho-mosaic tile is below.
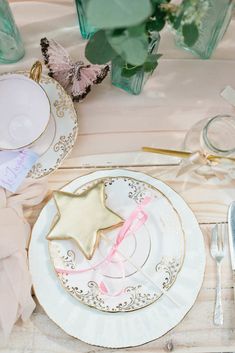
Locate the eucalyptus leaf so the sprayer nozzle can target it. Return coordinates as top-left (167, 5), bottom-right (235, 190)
top-left (147, 17), bottom-right (165, 31)
top-left (144, 53), bottom-right (161, 72)
top-left (87, 0), bottom-right (153, 29)
top-left (151, 0), bottom-right (170, 4)
top-left (107, 27), bottom-right (149, 66)
top-left (128, 24), bottom-right (146, 37)
top-left (144, 60), bottom-right (158, 72)
top-left (121, 52), bottom-right (161, 77)
top-left (121, 64), bottom-right (142, 77)
top-left (182, 22), bottom-right (199, 47)
top-left (85, 30), bottom-right (117, 64)
top-left (147, 5), bottom-right (167, 32)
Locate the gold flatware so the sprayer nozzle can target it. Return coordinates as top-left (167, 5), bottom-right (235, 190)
top-left (142, 147), bottom-right (235, 163)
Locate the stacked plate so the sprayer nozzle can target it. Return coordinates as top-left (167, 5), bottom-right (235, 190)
top-left (0, 71), bottom-right (78, 179)
top-left (29, 169), bottom-right (205, 348)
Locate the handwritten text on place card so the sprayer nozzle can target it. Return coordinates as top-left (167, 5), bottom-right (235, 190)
top-left (0, 150), bottom-right (38, 192)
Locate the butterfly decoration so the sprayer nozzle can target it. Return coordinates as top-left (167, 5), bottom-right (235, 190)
top-left (40, 37), bottom-right (109, 102)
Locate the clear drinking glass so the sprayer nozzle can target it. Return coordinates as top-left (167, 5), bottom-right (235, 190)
top-left (175, 0), bottom-right (233, 59)
top-left (75, 0), bottom-right (96, 39)
top-left (0, 0), bottom-right (25, 64)
top-left (184, 115), bottom-right (235, 156)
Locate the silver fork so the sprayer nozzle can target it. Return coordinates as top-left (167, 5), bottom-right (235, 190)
top-left (210, 223), bottom-right (226, 326)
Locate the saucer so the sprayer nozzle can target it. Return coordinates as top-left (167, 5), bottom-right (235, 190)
top-left (0, 71), bottom-right (78, 179)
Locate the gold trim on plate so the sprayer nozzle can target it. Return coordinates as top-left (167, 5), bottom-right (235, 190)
top-left (29, 169), bottom-right (205, 348)
top-left (47, 175), bottom-right (186, 313)
top-left (9, 70), bottom-right (79, 179)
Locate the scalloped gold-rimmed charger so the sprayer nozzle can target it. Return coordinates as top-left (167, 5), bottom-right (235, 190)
top-left (29, 169), bottom-right (205, 348)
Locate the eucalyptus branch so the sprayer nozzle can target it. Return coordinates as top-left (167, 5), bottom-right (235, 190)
top-left (85, 0), bottom-right (201, 69)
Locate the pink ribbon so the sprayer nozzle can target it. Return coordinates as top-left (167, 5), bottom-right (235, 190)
top-left (56, 197), bottom-right (151, 296)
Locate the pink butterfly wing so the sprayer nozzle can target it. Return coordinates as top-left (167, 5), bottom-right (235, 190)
top-left (71, 64), bottom-right (109, 101)
top-left (40, 37), bottom-right (74, 89)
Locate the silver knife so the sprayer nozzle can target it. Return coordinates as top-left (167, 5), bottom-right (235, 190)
top-left (228, 201), bottom-right (235, 300)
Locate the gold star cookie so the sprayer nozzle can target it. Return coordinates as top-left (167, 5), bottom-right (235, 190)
top-left (47, 182), bottom-right (124, 260)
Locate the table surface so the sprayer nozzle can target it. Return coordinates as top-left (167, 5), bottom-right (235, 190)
top-left (1, 1), bottom-right (235, 352)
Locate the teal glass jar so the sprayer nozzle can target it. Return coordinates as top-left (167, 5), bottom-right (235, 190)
top-left (175, 0), bottom-right (233, 59)
top-left (111, 32), bottom-right (160, 95)
top-left (0, 0), bottom-right (25, 64)
top-left (75, 0), bottom-right (96, 39)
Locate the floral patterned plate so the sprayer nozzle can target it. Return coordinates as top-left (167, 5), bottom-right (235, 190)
top-left (49, 175), bottom-right (185, 312)
top-left (0, 71), bottom-right (78, 178)
top-left (29, 169), bottom-right (205, 348)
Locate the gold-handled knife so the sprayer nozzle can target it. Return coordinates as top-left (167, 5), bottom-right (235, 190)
top-left (228, 201), bottom-right (235, 301)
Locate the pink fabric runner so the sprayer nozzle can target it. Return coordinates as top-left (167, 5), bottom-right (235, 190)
top-left (0, 178), bottom-right (48, 337)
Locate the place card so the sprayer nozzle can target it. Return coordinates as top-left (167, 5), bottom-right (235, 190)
top-left (0, 150), bottom-right (38, 193)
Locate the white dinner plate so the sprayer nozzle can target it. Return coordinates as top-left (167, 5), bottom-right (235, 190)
top-left (29, 169), bottom-right (205, 348)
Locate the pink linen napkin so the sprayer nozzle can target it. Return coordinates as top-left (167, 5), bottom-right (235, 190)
top-left (0, 178), bottom-right (48, 337)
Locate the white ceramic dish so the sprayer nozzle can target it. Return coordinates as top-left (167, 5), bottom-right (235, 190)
top-left (0, 74), bottom-right (50, 150)
top-left (29, 169), bottom-right (205, 348)
top-left (0, 71), bottom-right (78, 178)
top-left (49, 175), bottom-right (185, 312)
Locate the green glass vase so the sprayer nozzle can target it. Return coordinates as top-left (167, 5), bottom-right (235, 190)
top-left (111, 32), bottom-right (160, 95)
top-left (75, 0), bottom-right (96, 39)
top-left (0, 0), bottom-right (25, 64)
top-left (175, 0), bottom-right (233, 59)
